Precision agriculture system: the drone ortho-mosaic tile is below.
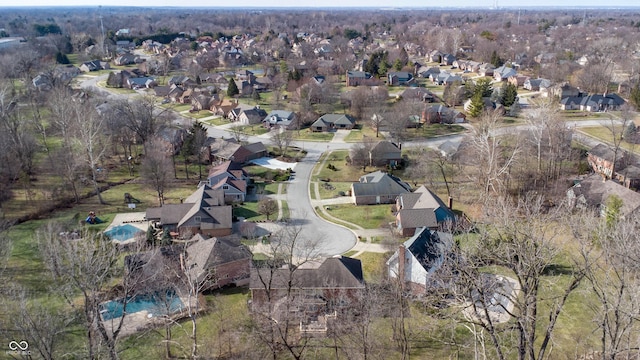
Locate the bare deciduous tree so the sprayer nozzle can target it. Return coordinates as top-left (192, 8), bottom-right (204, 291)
top-left (39, 224), bottom-right (134, 360)
top-left (141, 137), bottom-right (174, 206)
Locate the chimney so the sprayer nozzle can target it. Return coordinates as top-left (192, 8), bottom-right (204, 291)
top-left (398, 245), bottom-right (406, 290)
top-left (448, 196), bottom-right (454, 210)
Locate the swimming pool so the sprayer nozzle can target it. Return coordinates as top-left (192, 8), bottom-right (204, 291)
top-left (100, 289), bottom-right (184, 321)
top-left (104, 224), bottom-right (144, 241)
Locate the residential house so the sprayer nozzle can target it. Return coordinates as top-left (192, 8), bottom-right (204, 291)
top-left (346, 71), bottom-right (377, 87)
top-left (168, 75), bottom-right (197, 88)
top-left (127, 76), bottom-right (157, 90)
top-left (227, 103), bottom-right (256, 121)
top-left (369, 141), bottom-right (402, 167)
top-left (543, 82), bottom-right (582, 99)
top-left (477, 63), bottom-right (495, 77)
top-left (32, 74), bottom-right (52, 91)
top-left (386, 227), bottom-right (453, 295)
top-left (80, 60), bottom-right (110, 72)
top-left (262, 110), bottom-right (298, 130)
top-left (114, 53), bottom-right (137, 66)
top-left (441, 53), bottom-right (456, 66)
top-left (567, 174), bottom-right (640, 219)
top-left (209, 138), bottom-right (267, 163)
top-left (395, 186), bottom-right (456, 237)
top-left (523, 78), bottom-right (551, 91)
top-left (210, 98), bottom-right (238, 117)
top-left (311, 114), bottom-right (355, 132)
top-left (578, 93), bottom-right (626, 112)
top-left (429, 50), bottom-right (443, 63)
top-left (249, 256), bottom-right (365, 330)
top-left (351, 171), bottom-right (412, 205)
top-left (508, 75), bottom-right (528, 88)
top-left (422, 104), bottom-right (466, 124)
top-left (156, 127), bottom-right (187, 154)
top-left (184, 234), bottom-right (252, 288)
top-left (203, 161), bottom-right (249, 203)
top-left (400, 87), bottom-right (435, 102)
top-left (418, 66), bottom-right (440, 79)
top-left (559, 96), bottom-right (582, 110)
top-left (493, 65), bottom-right (517, 82)
top-left (125, 234), bottom-right (252, 292)
top-left (145, 185), bottom-right (233, 238)
top-left (236, 69), bottom-right (256, 84)
top-left (238, 107), bottom-right (268, 126)
top-left (387, 71), bottom-right (415, 86)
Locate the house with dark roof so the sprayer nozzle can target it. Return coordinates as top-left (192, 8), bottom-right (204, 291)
top-left (145, 185), bottom-right (232, 238)
top-left (208, 138), bottom-right (267, 163)
top-left (203, 161), bottom-right (249, 203)
top-left (249, 256), bottom-right (365, 331)
top-left (386, 227), bottom-right (453, 295)
top-left (346, 71), bottom-right (377, 87)
top-left (395, 186), bottom-right (456, 237)
top-left (311, 114), bottom-right (355, 132)
top-left (125, 234), bottom-right (252, 292)
top-left (523, 78), bottom-right (551, 91)
top-left (567, 174), bottom-right (640, 219)
top-left (387, 71), bottom-right (415, 86)
top-left (238, 107), bottom-right (268, 126)
top-left (578, 93), bottom-right (626, 112)
top-left (184, 234), bottom-right (252, 288)
top-left (351, 171), bottom-right (412, 205)
top-left (369, 141), bottom-right (402, 167)
top-left (422, 104), bottom-right (466, 124)
top-left (493, 65), bottom-right (517, 82)
top-left (400, 87), bottom-right (435, 102)
top-left (262, 110), bottom-right (298, 130)
top-left (587, 143), bottom-right (629, 179)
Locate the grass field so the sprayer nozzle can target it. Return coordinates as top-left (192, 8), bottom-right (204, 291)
top-left (323, 203), bottom-right (395, 229)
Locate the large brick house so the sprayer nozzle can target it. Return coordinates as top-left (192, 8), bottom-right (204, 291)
top-left (146, 185), bottom-right (232, 238)
top-left (249, 256), bottom-right (365, 332)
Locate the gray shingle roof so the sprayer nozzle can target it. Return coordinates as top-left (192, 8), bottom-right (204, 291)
top-left (249, 256), bottom-right (365, 290)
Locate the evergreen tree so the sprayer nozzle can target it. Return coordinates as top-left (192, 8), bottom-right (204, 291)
top-left (227, 79), bottom-right (239, 97)
top-left (55, 51), bottom-right (70, 64)
top-left (501, 82), bottom-right (518, 107)
top-left (630, 83), bottom-right (640, 111)
top-left (468, 91), bottom-right (485, 118)
top-left (624, 122), bottom-right (637, 142)
top-left (393, 58), bottom-right (403, 71)
top-left (490, 50), bottom-right (504, 67)
top-left (475, 78), bottom-right (494, 98)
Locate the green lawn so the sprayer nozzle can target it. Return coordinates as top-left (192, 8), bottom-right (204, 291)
top-left (579, 126), bottom-right (639, 153)
top-left (408, 123), bottom-right (467, 139)
top-left (317, 181), bottom-right (352, 199)
top-left (201, 116), bottom-right (228, 126)
top-left (344, 125), bottom-right (381, 142)
top-left (120, 288), bottom-right (251, 359)
top-left (236, 124), bottom-right (270, 136)
top-left (313, 150), bottom-right (372, 183)
top-left (292, 130), bottom-right (334, 141)
top-left (323, 203), bottom-right (395, 229)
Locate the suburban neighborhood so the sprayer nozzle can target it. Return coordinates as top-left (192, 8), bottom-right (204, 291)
top-left (2, 5), bottom-right (640, 360)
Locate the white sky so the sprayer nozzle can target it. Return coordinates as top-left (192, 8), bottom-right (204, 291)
top-left (0, 0), bottom-right (637, 8)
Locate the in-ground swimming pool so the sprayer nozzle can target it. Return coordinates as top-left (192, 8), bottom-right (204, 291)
top-left (104, 224), bottom-right (144, 241)
top-left (100, 289), bottom-right (184, 321)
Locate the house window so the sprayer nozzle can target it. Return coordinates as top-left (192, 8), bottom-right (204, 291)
top-left (194, 216), bottom-right (201, 223)
top-left (222, 185), bottom-right (229, 190)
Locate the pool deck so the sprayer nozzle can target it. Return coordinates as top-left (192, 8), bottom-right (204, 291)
top-left (101, 294), bottom-right (201, 338)
top-left (105, 212), bottom-right (149, 244)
